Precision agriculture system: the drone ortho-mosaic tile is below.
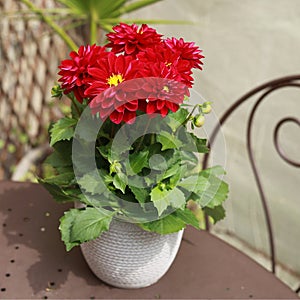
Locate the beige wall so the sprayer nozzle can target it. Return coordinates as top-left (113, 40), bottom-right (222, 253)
top-left (129, 0), bottom-right (300, 283)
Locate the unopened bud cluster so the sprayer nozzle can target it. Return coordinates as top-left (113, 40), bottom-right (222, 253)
top-left (191, 101), bottom-right (212, 128)
top-left (51, 85), bottom-right (63, 99)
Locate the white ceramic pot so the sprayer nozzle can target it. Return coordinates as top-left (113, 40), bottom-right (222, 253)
top-left (80, 218), bottom-right (184, 288)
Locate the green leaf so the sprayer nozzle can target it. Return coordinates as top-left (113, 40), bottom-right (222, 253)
top-left (129, 185), bottom-right (150, 206)
top-left (71, 207), bottom-right (114, 244)
top-left (45, 151), bottom-right (71, 170)
top-left (150, 186), bottom-right (170, 216)
top-left (96, 0), bottom-right (127, 18)
top-left (181, 132), bottom-right (209, 153)
top-left (201, 166), bottom-right (226, 176)
top-left (42, 172), bottom-right (75, 187)
top-left (175, 208), bottom-right (200, 229)
top-left (167, 108), bottom-right (189, 131)
top-left (169, 187), bottom-right (186, 209)
top-left (180, 150), bottom-right (198, 165)
top-left (151, 186), bottom-right (186, 216)
top-left (139, 213), bottom-right (185, 234)
top-left (178, 175), bottom-right (209, 194)
top-left (110, 135), bottom-right (132, 159)
top-left (71, 98), bottom-right (86, 118)
top-left (38, 179), bottom-right (75, 203)
top-left (116, 0), bottom-right (162, 15)
top-left (127, 150), bottom-right (149, 175)
top-left (148, 154), bottom-right (167, 171)
top-left (97, 144), bottom-right (111, 160)
top-left (203, 205), bottom-right (226, 223)
top-left (45, 140), bottom-right (73, 171)
top-left (77, 172), bottom-right (107, 195)
top-left (205, 179), bottom-right (229, 208)
top-left (59, 207), bottom-right (114, 251)
top-left (169, 165), bottom-right (187, 187)
top-left (195, 172), bottom-right (229, 208)
top-left (157, 131), bottom-right (182, 151)
top-left (138, 206), bottom-right (201, 234)
top-left (100, 18), bottom-right (191, 25)
top-left (75, 113), bottom-right (100, 143)
top-left (113, 173), bottom-right (128, 194)
top-left (50, 117), bottom-right (77, 146)
top-left (59, 209), bottom-right (81, 251)
top-left (162, 162), bottom-right (184, 181)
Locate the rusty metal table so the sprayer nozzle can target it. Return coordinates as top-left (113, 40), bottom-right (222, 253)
top-left (0, 181), bottom-right (297, 299)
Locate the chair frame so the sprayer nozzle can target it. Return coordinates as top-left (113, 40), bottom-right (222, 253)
top-left (202, 75), bottom-right (300, 291)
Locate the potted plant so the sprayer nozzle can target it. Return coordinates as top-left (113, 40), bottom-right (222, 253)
top-left (39, 23), bottom-right (229, 289)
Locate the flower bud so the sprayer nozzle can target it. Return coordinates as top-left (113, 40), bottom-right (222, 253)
top-left (202, 102), bottom-right (212, 114)
top-left (110, 161), bottom-right (122, 174)
top-left (159, 182), bottom-right (166, 191)
top-left (51, 85), bottom-right (63, 99)
top-left (193, 114), bottom-right (205, 127)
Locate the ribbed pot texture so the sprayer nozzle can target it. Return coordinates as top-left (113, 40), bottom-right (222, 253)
top-left (80, 219), bottom-right (184, 288)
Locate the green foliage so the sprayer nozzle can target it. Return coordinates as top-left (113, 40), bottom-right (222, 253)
top-left (41, 107), bottom-right (229, 250)
top-left (59, 207), bottom-right (115, 251)
top-left (77, 172), bottom-right (107, 195)
top-left (197, 168), bottom-right (229, 208)
top-left (150, 186), bottom-right (185, 216)
top-left (129, 185), bottom-right (150, 206)
top-left (45, 140), bottom-right (73, 173)
top-left (203, 205), bottom-right (226, 223)
top-left (113, 172), bottom-right (128, 194)
top-left (16, 0), bottom-right (216, 251)
top-left (157, 131), bottom-right (183, 150)
top-left (20, 0), bottom-right (184, 48)
top-left (38, 179), bottom-right (76, 203)
top-left (184, 132), bottom-right (209, 153)
top-left (49, 117), bottom-right (77, 146)
top-left (139, 208), bottom-right (200, 234)
top-left (127, 150), bottom-right (149, 175)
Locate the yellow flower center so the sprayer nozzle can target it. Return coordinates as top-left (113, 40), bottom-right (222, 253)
top-left (165, 62), bottom-right (172, 67)
top-left (163, 85), bottom-right (169, 92)
top-left (107, 74), bottom-right (124, 87)
top-left (138, 28), bottom-right (144, 34)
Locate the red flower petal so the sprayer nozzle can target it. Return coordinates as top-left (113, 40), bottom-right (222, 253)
top-left (110, 110), bottom-right (124, 124)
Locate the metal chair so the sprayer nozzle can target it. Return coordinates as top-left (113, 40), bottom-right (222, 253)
top-left (203, 75), bottom-right (300, 294)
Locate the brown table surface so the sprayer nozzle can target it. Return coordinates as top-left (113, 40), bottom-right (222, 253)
top-left (0, 181), bottom-right (298, 299)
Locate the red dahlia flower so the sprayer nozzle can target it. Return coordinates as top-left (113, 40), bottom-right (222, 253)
top-left (137, 43), bottom-right (194, 87)
top-left (57, 24), bottom-right (204, 125)
top-left (90, 87), bottom-right (139, 124)
top-left (165, 37), bottom-right (204, 70)
top-left (137, 77), bottom-right (190, 117)
top-left (58, 44), bottom-right (107, 103)
top-left (87, 53), bottom-right (144, 124)
top-left (84, 52), bottom-right (143, 97)
top-left (106, 23), bottom-right (162, 56)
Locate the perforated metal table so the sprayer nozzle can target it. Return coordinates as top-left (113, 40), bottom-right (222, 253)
top-left (0, 181), bottom-right (297, 299)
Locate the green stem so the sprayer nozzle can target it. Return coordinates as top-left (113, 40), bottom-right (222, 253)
top-left (70, 97), bottom-right (81, 117)
top-left (150, 133), bottom-right (155, 145)
top-left (20, 0), bottom-right (78, 51)
top-left (110, 123), bottom-right (115, 139)
top-left (90, 7), bottom-right (98, 44)
top-left (186, 105), bottom-right (200, 124)
top-left (135, 118), bottom-right (152, 152)
top-left (173, 104), bottom-right (200, 134)
top-left (183, 104), bottom-right (199, 126)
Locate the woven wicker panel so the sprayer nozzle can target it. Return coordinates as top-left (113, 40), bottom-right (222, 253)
top-left (0, 0), bottom-right (69, 179)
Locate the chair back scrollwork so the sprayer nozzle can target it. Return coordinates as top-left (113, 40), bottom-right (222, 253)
top-left (202, 75), bottom-right (300, 279)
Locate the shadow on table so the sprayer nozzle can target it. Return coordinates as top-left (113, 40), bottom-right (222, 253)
top-left (0, 182), bottom-right (110, 294)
